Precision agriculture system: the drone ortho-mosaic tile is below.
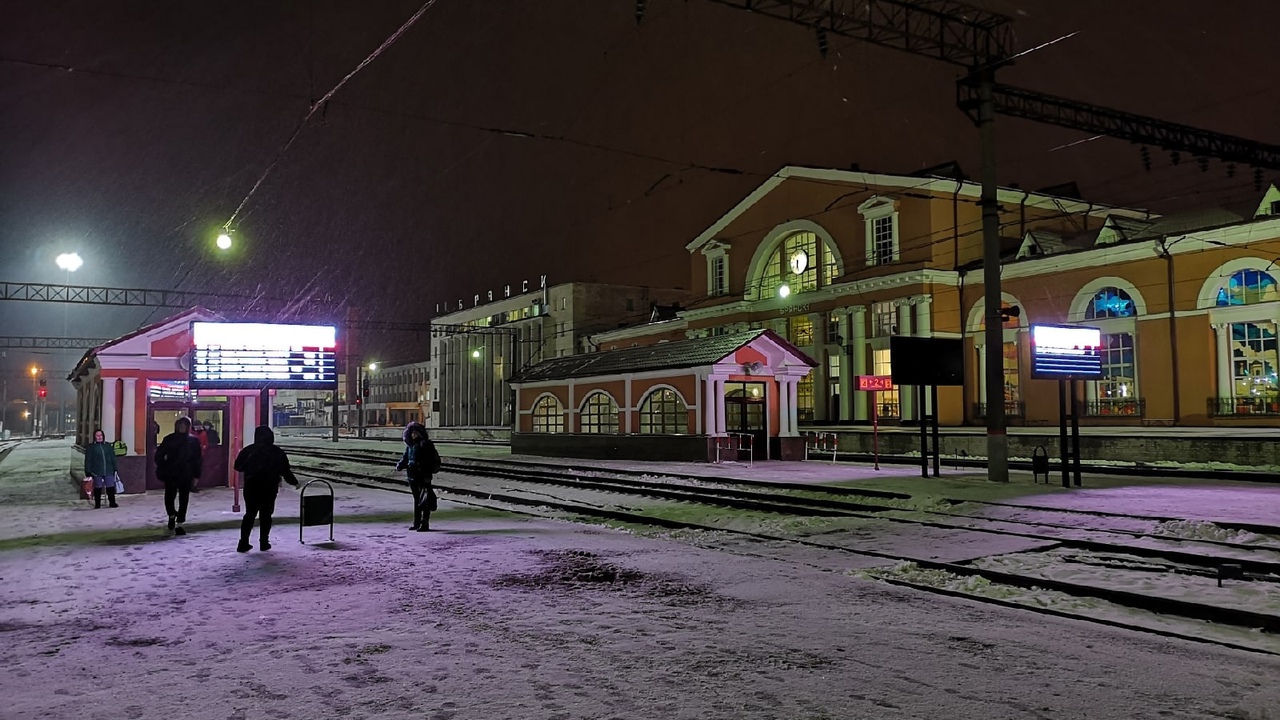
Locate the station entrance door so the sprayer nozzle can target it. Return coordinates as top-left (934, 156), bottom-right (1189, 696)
top-left (724, 381), bottom-right (768, 455)
top-left (147, 401), bottom-right (229, 490)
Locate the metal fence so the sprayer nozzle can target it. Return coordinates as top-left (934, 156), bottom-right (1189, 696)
top-left (1207, 397), bottom-right (1280, 416)
top-left (1082, 398), bottom-right (1145, 417)
top-left (972, 401), bottom-right (1025, 418)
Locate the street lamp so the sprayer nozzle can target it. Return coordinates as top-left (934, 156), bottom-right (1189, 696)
top-left (471, 349), bottom-right (482, 359)
top-left (55, 253), bottom-right (81, 436)
top-left (777, 284), bottom-right (792, 299)
top-left (56, 253), bottom-right (83, 273)
top-left (368, 362), bottom-right (378, 372)
top-left (216, 233), bottom-right (233, 250)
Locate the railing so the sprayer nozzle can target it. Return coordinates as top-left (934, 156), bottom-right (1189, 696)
top-left (1207, 397), bottom-right (1280, 417)
top-left (1082, 398), bottom-right (1145, 417)
top-left (714, 432), bottom-right (754, 466)
top-left (874, 401), bottom-right (901, 419)
top-left (805, 431), bottom-right (838, 464)
top-left (972, 401), bottom-right (1025, 418)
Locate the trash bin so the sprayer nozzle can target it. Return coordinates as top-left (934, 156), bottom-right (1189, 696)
top-left (299, 479), bottom-right (334, 543)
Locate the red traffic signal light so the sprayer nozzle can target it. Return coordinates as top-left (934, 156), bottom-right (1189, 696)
top-left (39, 387), bottom-right (47, 398)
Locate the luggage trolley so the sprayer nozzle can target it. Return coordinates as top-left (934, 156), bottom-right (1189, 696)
top-left (299, 479), bottom-right (335, 544)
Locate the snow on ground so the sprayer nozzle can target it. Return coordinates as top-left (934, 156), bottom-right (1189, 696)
top-left (4, 440), bottom-right (1280, 719)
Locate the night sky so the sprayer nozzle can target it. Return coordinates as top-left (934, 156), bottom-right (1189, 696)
top-left (2, 0), bottom-right (1279, 382)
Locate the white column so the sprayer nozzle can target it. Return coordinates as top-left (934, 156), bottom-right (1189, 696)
top-left (1213, 324), bottom-right (1232, 403)
top-left (624, 376), bottom-right (633, 434)
top-left (837, 309), bottom-right (854, 423)
top-left (102, 378), bottom-right (119, 441)
top-left (809, 312), bottom-right (828, 421)
top-left (243, 396), bottom-right (257, 449)
top-left (120, 378), bottom-right (137, 453)
top-left (715, 378), bottom-right (727, 435)
top-left (898, 301), bottom-right (914, 421)
top-left (851, 307), bottom-right (867, 421)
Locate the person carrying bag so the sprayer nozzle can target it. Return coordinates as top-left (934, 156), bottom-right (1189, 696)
top-left (84, 429), bottom-right (120, 508)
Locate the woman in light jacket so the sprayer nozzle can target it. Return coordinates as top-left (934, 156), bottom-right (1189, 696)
top-left (84, 429), bottom-right (119, 508)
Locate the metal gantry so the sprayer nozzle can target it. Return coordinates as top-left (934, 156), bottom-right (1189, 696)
top-left (0, 336), bottom-right (110, 350)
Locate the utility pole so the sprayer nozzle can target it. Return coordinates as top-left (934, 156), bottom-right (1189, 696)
top-left (977, 71), bottom-right (1009, 482)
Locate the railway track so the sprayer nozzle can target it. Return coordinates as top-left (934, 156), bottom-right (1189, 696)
top-left (288, 447), bottom-right (1280, 655)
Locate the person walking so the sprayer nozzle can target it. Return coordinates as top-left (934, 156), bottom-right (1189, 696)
top-left (154, 416), bottom-right (202, 536)
top-left (84, 429), bottom-right (119, 509)
top-left (233, 425), bottom-right (298, 553)
top-left (395, 421), bottom-right (440, 532)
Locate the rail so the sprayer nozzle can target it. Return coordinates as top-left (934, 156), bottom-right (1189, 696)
top-left (714, 432), bottom-right (754, 467)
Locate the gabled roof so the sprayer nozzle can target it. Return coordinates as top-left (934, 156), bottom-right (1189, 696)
top-left (68, 306), bottom-right (222, 381)
top-left (510, 329), bottom-right (816, 384)
top-left (685, 165), bottom-right (1149, 253)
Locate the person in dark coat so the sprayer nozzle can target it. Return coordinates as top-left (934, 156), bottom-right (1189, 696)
top-left (233, 425), bottom-right (298, 553)
top-left (84, 429), bottom-right (119, 509)
top-left (154, 417), bottom-right (202, 535)
top-left (395, 421), bottom-right (440, 532)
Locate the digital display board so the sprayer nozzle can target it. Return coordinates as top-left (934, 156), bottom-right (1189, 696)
top-left (856, 375), bottom-right (895, 391)
top-left (190, 322), bottom-right (337, 389)
top-left (889, 336), bottom-right (965, 386)
top-left (1030, 324), bottom-right (1103, 380)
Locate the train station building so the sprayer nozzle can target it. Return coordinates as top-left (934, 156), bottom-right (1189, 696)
top-left (578, 165), bottom-right (1280, 429)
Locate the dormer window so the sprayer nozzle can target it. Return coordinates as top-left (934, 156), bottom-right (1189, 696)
top-left (702, 241), bottom-right (730, 297)
top-left (858, 196), bottom-right (899, 267)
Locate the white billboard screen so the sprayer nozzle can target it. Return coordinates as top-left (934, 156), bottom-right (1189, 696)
top-left (1030, 324), bottom-right (1103, 380)
top-left (190, 322), bottom-right (337, 389)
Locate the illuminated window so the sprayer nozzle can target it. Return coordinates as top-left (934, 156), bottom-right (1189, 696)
top-left (755, 231), bottom-right (840, 299)
top-left (1085, 287), bottom-right (1137, 319)
top-left (790, 315), bottom-right (815, 346)
top-left (872, 301), bottom-right (897, 337)
top-left (826, 312), bottom-right (840, 344)
top-left (531, 395), bottom-right (562, 433)
top-left (1002, 341), bottom-right (1020, 403)
top-left (1217, 269), bottom-right (1278, 306)
top-left (638, 388), bottom-right (687, 434)
top-left (1231, 322), bottom-right (1279, 401)
top-left (872, 348), bottom-right (899, 417)
top-left (860, 197), bottom-right (899, 267)
top-left (579, 392), bottom-right (618, 434)
top-left (1098, 333), bottom-right (1136, 400)
top-left (796, 375), bottom-right (815, 421)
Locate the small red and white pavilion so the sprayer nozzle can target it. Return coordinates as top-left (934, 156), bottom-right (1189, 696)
top-left (508, 329), bottom-right (817, 461)
top-left (68, 308), bottom-right (271, 493)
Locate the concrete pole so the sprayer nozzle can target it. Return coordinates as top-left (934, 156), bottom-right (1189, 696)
top-left (979, 72), bottom-right (1009, 482)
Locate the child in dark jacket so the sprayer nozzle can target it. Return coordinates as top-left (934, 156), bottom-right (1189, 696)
top-left (233, 425), bottom-right (298, 552)
top-left (395, 422), bottom-right (440, 532)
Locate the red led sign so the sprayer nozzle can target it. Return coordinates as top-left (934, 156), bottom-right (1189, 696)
top-left (855, 375), bottom-right (895, 391)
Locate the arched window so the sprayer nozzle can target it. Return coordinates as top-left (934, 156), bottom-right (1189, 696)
top-left (531, 395), bottom-right (562, 433)
top-left (1085, 287), bottom-right (1137, 319)
top-left (579, 392), bottom-right (618, 434)
top-left (757, 232), bottom-right (840, 300)
top-left (638, 388), bottom-right (688, 434)
top-left (1216, 269), bottom-right (1278, 307)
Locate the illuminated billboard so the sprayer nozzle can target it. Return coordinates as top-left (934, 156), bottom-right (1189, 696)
top-left (190, 322), bottom-right (337, 389)
top-left (1030, 324), bottom-right (1103, 380)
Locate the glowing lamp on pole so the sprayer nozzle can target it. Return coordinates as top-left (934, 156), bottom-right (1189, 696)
top-left (216, 233), bottom-right (233, 251)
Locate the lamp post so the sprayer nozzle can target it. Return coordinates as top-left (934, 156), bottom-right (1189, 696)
top-left (55, 253), bottom-right (82, 435)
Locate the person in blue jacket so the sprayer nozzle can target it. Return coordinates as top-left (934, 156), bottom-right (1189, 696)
top-left (395, 422), bottom-right (440, 532)
top-left (84, 429), bottom-right (119, 508)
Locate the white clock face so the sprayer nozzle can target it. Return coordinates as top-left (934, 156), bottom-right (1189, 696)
top-left (789, 249), bottom-right (809, 275)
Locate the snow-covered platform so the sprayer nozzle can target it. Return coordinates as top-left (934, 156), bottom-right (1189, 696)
top-left (2, 440), bottom-right (1279, 719)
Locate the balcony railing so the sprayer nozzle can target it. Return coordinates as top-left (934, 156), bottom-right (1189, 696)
top-left (1208, 397), bottom-right (1280, 417)
top-left (1083, 398), bottom-right (1145, 417)
top-left (973, 401), bottom-right (1025, 418)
